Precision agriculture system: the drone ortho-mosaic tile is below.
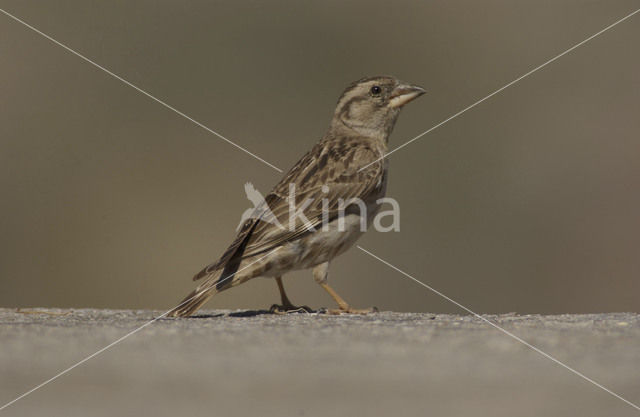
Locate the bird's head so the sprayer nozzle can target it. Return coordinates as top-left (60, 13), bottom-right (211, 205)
top-left (331, 76), bottom-right (425, 141)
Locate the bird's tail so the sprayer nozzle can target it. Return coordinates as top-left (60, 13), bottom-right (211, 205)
top-left (167, 271), bottom-right (224, 317)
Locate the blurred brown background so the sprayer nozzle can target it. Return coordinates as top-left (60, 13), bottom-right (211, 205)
top-left (1, 0), bottom-right (638, 314)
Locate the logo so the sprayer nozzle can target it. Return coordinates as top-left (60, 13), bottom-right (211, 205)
top-left (237, 182), bottom-right (400, 232)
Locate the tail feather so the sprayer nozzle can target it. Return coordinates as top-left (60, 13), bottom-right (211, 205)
top-left (169, 249), bottom-right (253, 317)
top-left (167, 271), bottom-right (224, 317)
top-left (166, 287), bottom-right (217, 317)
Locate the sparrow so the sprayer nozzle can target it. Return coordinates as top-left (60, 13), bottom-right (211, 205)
top-left (168, 76), bottom-right (425, 317)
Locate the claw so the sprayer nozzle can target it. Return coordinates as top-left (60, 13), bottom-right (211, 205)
top-left (270, 304), bottom-right (315, 314)
top-left (327, 306), bottom-right (378, 315)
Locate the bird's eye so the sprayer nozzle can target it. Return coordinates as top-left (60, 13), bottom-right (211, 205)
top-left (370, 85), bottom-right (382, 95)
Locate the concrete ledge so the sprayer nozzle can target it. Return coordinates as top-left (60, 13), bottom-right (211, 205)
top-left (1, 309), bottom-right (639, 416)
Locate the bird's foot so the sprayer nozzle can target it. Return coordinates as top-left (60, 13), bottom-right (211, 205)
top-left (327, 306), bottom-right (379, 315)
top-left (269, 304), bottom-right (315, 314)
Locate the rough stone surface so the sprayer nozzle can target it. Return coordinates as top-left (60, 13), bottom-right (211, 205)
top-left (1, 309), bottom-right (639, 416)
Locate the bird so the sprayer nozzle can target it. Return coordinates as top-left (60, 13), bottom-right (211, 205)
top-left (168, 75), bottom-right (425, 317)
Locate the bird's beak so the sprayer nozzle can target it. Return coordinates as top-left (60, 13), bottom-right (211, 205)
top-left (388, 84), bottom-right (426, 108)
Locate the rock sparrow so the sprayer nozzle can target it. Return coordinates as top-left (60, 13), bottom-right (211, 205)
top-left (168, 76), bottom-right (425, 317)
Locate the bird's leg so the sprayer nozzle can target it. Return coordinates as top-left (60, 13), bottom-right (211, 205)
top-left (275, 276), bottom-right (295, 308)
top-left (270, 276), bottom-right (313, 313)
top-left (313, 262), bottom-right (377, 315)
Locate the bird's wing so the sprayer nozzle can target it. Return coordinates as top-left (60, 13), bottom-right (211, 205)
top-left (193, 136), bottom-right (386, 281)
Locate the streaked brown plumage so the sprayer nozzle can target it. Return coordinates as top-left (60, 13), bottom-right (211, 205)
top-left (168, 76), bottom-right (425, 317)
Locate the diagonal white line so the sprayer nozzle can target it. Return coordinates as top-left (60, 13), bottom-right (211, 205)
top-left (356, 245), bottom-right (640, 412)
top-left (0, 247), bottom-right (282, 412)
top-left (359, 7), bottom-right (640, 172)
top-left (0, 8), bottom-right (283, 173)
